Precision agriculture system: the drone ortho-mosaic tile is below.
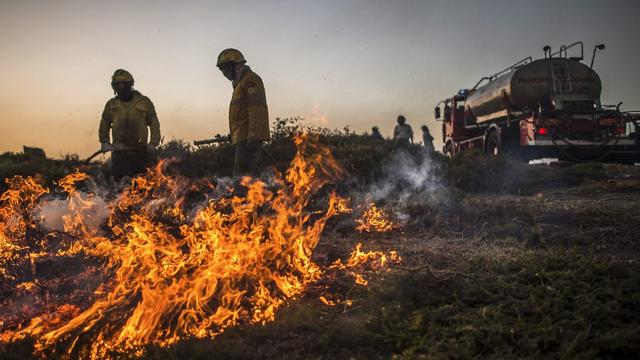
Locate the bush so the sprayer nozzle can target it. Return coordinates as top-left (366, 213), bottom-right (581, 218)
top-left (0, 152), bottom-right (82, 192)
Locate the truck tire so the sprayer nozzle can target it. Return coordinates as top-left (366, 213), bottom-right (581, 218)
top-left (485, 131), bottom-right (501, 156)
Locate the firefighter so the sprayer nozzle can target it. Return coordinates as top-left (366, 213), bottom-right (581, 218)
top-left (421, 125), bottom-right (435, 152)
top-left (216, 48), bottom-right (270, 177)
top-left (371, 126), bottom-right (384, 140)
top-left (98, 69), bottom-right (161, 181)
top-left (392, 115), bottom-right (413, 147)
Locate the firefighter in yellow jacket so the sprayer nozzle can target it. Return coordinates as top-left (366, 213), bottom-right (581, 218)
top-left (98, 69), bottom-right (161, 180)
top-left (216, 48), bottom-right (270, 177)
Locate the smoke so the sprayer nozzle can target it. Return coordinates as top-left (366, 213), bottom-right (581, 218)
top-left (35, 198), bottom-right (68, 231)
top-left (31, 173), bottom-right (247, 237)
top-left (369, 148), bottom-right (442, 201)
top-left (34, 192), bottom-right (109, 233)
top-left (357, 147), bottom-right (450, 226)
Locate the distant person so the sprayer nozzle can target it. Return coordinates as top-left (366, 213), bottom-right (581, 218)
top-left (392, 115), bottom-right (413, 147)
top-left (371, 126), bottom-right (384, 140)
top-left (216, 48), bottom-right (270, 177)
top-left (421, 125), bottom-right (435, 152)
top-left (98, 69), bottom-right (161, 181)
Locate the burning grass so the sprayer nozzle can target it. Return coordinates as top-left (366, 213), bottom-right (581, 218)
top-left (355, 203), bottom-right (396, 233)
top-left (1, 131), bottom-right (640, 358)
top-left (42, 238), bottom-right (633, 360)
top-left (0, 134), bottom-right (400, 359)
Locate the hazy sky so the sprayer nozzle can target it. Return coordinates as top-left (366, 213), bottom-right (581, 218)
top-left (1, 0), bottom-right (639, 157)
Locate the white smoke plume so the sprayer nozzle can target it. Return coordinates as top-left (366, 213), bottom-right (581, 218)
top-left (34, 192), bottom-right (109, 234)
top-left (368, 148), bottom-right (443, 201)
top-left (355, 147), bottom-right (450, 226)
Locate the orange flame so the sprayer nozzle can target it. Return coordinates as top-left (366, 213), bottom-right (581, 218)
top-left (329, 243), bottom-right (401, 286)
top-left (0, 134), bottom-right (401, 358)
top-left (0, 176), bottom-right (48, 280)
top-left (355, 203), bottom-right (395, 233)
top-left (0, 134), bottom-right (388, 358)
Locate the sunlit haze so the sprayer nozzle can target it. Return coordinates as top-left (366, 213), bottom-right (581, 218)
top-left (1, 0), bottom-right (639, 157)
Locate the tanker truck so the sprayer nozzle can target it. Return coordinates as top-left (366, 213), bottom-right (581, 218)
top-left (435, 41), bottom-right (640, 163)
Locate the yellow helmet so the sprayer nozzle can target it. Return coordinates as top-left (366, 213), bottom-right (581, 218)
top-left (217, 48), bottom-right (246, 66)
top-left (111, 69), bottom-right (134, 84)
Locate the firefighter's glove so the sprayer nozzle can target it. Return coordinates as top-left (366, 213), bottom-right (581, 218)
top-left (101, 142), bottom-right (113, 153)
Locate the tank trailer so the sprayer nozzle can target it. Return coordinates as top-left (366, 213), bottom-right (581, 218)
top-left (435, 42), bottom-right (640, 162)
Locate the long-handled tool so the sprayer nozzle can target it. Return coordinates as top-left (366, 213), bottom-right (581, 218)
top-left (194, 135), bottom-right (286, 175)
top-left (84, 149), bottom-right (106, 164)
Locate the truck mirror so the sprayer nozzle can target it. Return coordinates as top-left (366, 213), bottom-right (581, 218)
top-left (434, 107), bottom-right (441, 120)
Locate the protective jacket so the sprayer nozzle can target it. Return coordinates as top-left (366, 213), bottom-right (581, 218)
top-left (229, 67), bottom-right (270, 145)
top-left (99, 91), bottom-right (161, 148)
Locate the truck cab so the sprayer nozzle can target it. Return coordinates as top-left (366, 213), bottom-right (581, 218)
top-left (435, 93), bottom-right (485, 156)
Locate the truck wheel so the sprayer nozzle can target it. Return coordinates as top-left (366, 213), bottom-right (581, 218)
top-left (485, 131), bottom-right (501, 156)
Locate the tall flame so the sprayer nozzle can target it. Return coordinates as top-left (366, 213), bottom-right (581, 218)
top-left (0, 134), bottom-right (394, 358)
top-left (0, 134), bottom-right (400, 359)
top-left (0, 176), bottom-right (48, 280)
